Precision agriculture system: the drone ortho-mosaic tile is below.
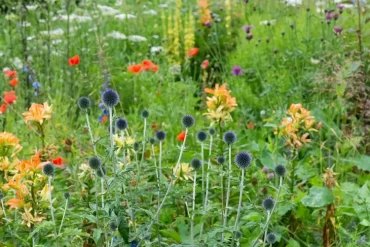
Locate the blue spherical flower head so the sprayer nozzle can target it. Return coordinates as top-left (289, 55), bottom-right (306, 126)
top-left (109, 222), bottom-right (117, 231)
top-left (266, 232), bottom-right (277, 244)
top-left (217, 156), bottom-right (225, 165)
top-left (42, 163), bottom-right (55, 176)
top-left (102, 89), bottom-right (119, 107)
top-left (141, 109), bottom-right (150, 119)
top-left (181, 114), bottom-right (195, 128)
top-left (116, 118), bottom-right (128, 130)
top-left (262, 197), bottom-right (275, 211)
top-left (196, 130), bottom-right (207, 142)
top-left (235, 151), bottom-right (252, 169)
top-left (155, 130), bottom-right (166, 141)
top-left (223, 131), bottom-right (236, 145)
top-left (208, 128), bottom-right (216, 136)
top-left (77, 96), bottom-right (91, 110)
top-left (274, 164), bottom-right (286, 177)
top-left (88, 156), bottom-right (102, 170)
top-left (190, 158), bottom-right (202, 170)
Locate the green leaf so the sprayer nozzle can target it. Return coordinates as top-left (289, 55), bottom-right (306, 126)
top-left (93, 228), bottom-right (102, 244)
top-left (286, 238), bottom-right (300, 247)
top-left (341, 155), bottom-right (370, 171)
top-left (159, 229), bottom-right (181, 243)
top-left (118, 216), bottom-right (129, 244)
top-left (360, 219), bottom-right (370, 226)
top-left (260, 149), bottom-right (275, 169)
top-left (27, 221), bottom-right (54, 240)
top-left (301, 186), bottom-right (334, 208)
top-left (242, 212), bottom-right (262, 221)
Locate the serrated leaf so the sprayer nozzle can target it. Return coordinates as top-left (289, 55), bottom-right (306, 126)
top-left (301, 186), bottom-right (334, 208)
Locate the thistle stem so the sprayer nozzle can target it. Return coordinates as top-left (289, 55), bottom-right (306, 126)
top-left (221, 144), bottom-right (232, 243)
top-left (58, 197), bottom-right (69, 235)
top-left (137, 128), bottom-right (189, 246)
top-left (151, 144), bottom-right (161, 246)
top-left (201, 143), bottom-right (205, 204)
top-left (1, 199), bottom-right (7, 220)
top-left (191, 170), bottom-right (197, 247)
top-left (48, 176), bottom-right (57, 237)
top-left (108, 107), bottom-right (118, 204)
top-left (85, 112), bottom-right (97, 156)
top-left (231, 169), bottom-right (245, 247)
top-left (262, 211), bottom-right (271, 247)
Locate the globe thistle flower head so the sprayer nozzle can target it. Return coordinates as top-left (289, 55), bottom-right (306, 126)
top-left (266, 232), bottom-right (277, 244)
top-left (181, 114), bottom-right (195, 128)
top-left (217, 156), bottom-right (225, 165)
top-left (190, 158), bottom-right (202, 170)
top-left (234, 230), bottom-right (242, 239)
top-left (155, 130), bottom-right (166, 141)
top-left (96, 167), bottom-right (106, 177)
top-left (116, 118), bottom-right (128, 130)
top-left (209, 128), bottom-right (216, 136)
top-left (235, 151), bottom-right (252, 169)
top-left (223, 131), bottom-right (236, 145)
top-left (141, 109), bottom-right (149, 119)
top-left (64, 192), bottom-right (70, 200)
top-left (77, 96), bottom-right (91, 110)
top-left (262, 197), bottom-right (275, 211)
top-left (149, 137), bottom-right (156, 145)
top-left (102, 89), bottom-right (119, 107)
top-left (196, 130), bottom-right (207, 142)
top-left (42, 163), bottom-right (55, 176)
top-left (109, 222), bottom-right (117, 231)
top-left (88, 156), bottom-right (102, 170)
top-left (274, 164), bottom-right (286, 177)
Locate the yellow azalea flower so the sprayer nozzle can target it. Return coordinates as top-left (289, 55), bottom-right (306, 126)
top-left (21, 207), bottom-right (45, 227)
top-left (39, 184), bottom-right (53, 201)
top-left (173, 163), bottom-right (193, 181)
top-left (0, 156), bottom-right (16, 172)
top-left (0, 132), bottom-right (22, 157)
top-left (22, 102), bottom-right (53, 125)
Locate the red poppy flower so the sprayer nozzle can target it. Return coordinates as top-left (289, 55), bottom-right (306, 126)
top-left (201, 60), bottom-right (209, 69)
top-left (4, 91), bottom-right (17, 104)
top-left (9, 78), bottom-right (18, 87)
top-left (187, 48), bottom-right (199, 57)
top-left (68, 55), bottom-right (80, 66)
top-left (127, 64), bottom-right (143, 74)
top-left (177, 131), bottom-right (186, 142)
top-left (142, 60), bottom-right (159, 72)
top-left (0, 104), bottom-right (7, 114)
top-left (4, 70), bottom-right (17, 77)
top-left (152, 122), bottom-right (158, 131)
top-left (52, 156), bottom-right (65, 168)
top-left (101, 115), bottom-right (109, 123)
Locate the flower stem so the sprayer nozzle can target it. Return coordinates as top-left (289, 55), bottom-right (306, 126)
top-left (58, 197), bottom-right (69, 235)
top-left (231, 168), bottom-right (245, 247)
top-left (108, 107), bottom-right (118, 204)
top-left (85, 112), bottom-right (97, 156)
top-left (151, 144), bottom-right (161, 246)
top-left (191, 170), bottom-right (197, 247)
top-left (221, 144), bottom-right (232, 243)
top-left (1, 199), bottom-right (7, 220)
top-left (201, 143), bottom-right (205, 204)
top-left (262, 211), bottom-right (271, 247)
top-left (48, 176), bottom-right (57, 237)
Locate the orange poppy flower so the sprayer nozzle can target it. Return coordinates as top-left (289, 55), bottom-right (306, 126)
top-left (0, 104), bottom-right (7, 114)
top-left (52, 156), bottom-right (65, 168)
top-left (4, 70), bottom-right (17, 77)
top-left (177, 131), bottom-right (186, 142)
top-left (127, 64), bottom-right (143, 74)
top-left (142, 60), bottom-right (159, 72)
top-left (101, 115), bottom-right (109, 123)
top-left (4, 91), bottom-right (17, 104)
top-left (9, 78), bottom-right (18, 87)
top-left (187, 48), bottom-right (199, 57)
top-left (201, 60), bottom-right (209, 69)
top-left (68, 55), bottom-right (80, 66)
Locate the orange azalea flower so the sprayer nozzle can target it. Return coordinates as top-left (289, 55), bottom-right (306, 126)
top-left (9, 78), bottom-right (18, 87)
top-left (68, 55), bottom-right (80, 66)
top-left (3, 91), bottom-right (17, 104)
top-left (52, 156), bottom-right (64, 168)
top-left (0, 132), bottom-right (22, 156)
top-left (187, 48), bottom-right (199, 57)
top-left (16, 154), bottom-right (42, 172)
top-left (204, 83), bottom-right (231, 97)
top-left (201, 60), bottom-right (209, 69)
top-left (177, 131), bottom-right (186, 142)
top-left (2, 175), bottom-right (29, 196)
top-left (0, 103), bottom-right (7, 114)
top-left (127, 64), bottom-right (143, 74)
top-left (4, 70), bottom-right (17, 77)
top-left (23, 102), bottom-right (53, 125)
top-left (5, 197), bottom-right (25, 210)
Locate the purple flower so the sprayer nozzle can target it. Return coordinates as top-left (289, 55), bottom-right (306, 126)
top-left (267, 173), bottom-right (275, 180)
top-left (243, 25), bottom-right (253, 33)
top-left (232, 66), bottom-right (243, 76)
top-left (337, 5), bottom-right (344, 10)
top-left (246, 33), bottom-right (253, 41)
top-left (333, 26), bottom-right (343, 35)
top-left (204, 21), bottom-right (212, 28)
top-left (325, 12), bottom-right (332, 20)
top-left (262, 166), bottom-right (269, 173)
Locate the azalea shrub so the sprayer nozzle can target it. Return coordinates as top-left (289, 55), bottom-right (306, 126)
top-left (1, 0), bottom-right (370, 247)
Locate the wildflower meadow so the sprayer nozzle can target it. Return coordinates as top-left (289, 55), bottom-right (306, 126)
top-left (1, 0), bottom-right (370, 246)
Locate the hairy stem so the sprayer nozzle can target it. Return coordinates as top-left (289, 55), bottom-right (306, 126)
top-left (221, 144), bottom-right (232, 243)
top-left (191, 170), bottom-right (197, 247)
top-left (231, 168), bottom-right (245, 247)
top-left (48, 177), bottom-right (57, 237)
top-left (58, 198), bottom-right (69, 235)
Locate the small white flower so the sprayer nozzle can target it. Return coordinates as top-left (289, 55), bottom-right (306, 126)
top-left (40, 28), bottom-right (64, 37)
top-left (89, 27), bottom-right (97, 32)
top-left (115, 14), bottom-right (136, 20)
top-left (52, 39), bottom-right (63, 45)
top-left (0, 52), bottom-right (4, 57)
top-left (115, 0), bottom-right (123, 6)
top-left (315, 1), bottom-right (325, 6)
top-left (152, 35), bottom-right (159, 39)
top-left (107, 31), bottom-right (127, 40)
top-left (128, 35), bottom-right (147, 42)
top-left (97, 4), bottom-right (120, 16)
top-left (310, 58), bottom-right (320, 64)
top-left (26, 5), bottom-right (38, 11)
top-left (150, 46), bottom-right (163, 53)
top-left (27, 36), bottom-right (35, 41)
top-left (260, 110), bottom-right (266, 116)
top-left (12, 57), bottom-right (23, 70)
top-left (285, 0), bottom-right (302, 6)
top-left (52, 14), bottom-right (92, 23)
top-left (316, 7), bottom-right (324, 13)
top-left (259, 20), bottom-right (276, 25)
top-left (143, 9), bottom-right (158, 15)
top-left (158, 4), bottom-right (168, 8)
